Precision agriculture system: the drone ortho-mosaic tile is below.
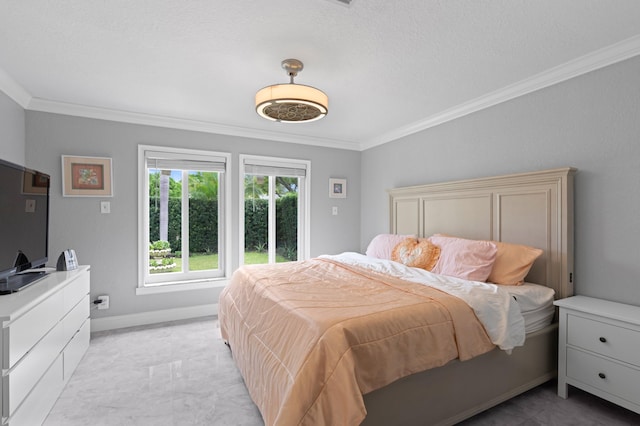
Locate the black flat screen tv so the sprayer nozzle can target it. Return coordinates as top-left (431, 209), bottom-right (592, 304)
top-left (0, 158), bottom-right (50, 294)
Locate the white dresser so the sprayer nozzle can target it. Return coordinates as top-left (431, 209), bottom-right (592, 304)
top-left (555, 296), bottom-right (640, 414)
top-left (0, 266), bottom-right (90, 425)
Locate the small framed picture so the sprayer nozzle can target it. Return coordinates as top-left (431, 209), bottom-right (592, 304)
top-left (22, 171), bottom-right (49, 195)
top-left (329, 178), bottom-right (346, 198)
top-left (62, 155), bottom-right (113, 197)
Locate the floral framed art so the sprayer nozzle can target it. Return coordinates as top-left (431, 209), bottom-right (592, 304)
top-left (329, 178), bottom-right (346, 198)
top-left (62, 155), bottom-right (113, 197)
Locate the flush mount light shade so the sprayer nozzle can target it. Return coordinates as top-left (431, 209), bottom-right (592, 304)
top-left (255, 59), bottom-right (328, 123)
top-left (256, 84), bottom-right (328, 122)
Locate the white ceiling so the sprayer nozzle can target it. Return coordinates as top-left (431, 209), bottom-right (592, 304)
top-left (1, 1), bottom-right (640, 151)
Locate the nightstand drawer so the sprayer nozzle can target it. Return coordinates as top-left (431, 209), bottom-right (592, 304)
top-left (567, 314), bottom-right (640, 366)
top-left (567, 347), bottom-right (640, 406)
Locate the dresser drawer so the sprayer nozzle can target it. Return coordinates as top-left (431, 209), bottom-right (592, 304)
top-left (63, 318), bottom-right (90, 382)
top-left (3, 324), bottom-right (65, 417)
top-left (567, 347), bottom-right (640, 406)
top-left (567, 314), bottom-right (640, 366)
top-left (63, 272), bottom-right (90, 313)
top-left (61, 294), bottom-right (90, 345)
top-left (6, 291), bottom-right (65, 368)
top-left (7, 354), bottom-right (65, 426)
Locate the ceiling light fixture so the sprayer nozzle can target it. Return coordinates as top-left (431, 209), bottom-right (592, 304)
top-left (255, 59), bottom-right (328, 123)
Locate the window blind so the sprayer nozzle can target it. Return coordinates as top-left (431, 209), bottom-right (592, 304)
top-left (243, 159), bottom-right (306, 177)
top-left (146, 150), bottom-right (226, 172)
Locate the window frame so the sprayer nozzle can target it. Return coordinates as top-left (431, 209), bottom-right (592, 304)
top-left (137, 145), bottom-right (232, 295)
top-left (238, 154), bottom-right (311, 266)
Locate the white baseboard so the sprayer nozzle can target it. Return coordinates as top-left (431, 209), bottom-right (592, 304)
top-left (90, 303), bottom-right (218, 332)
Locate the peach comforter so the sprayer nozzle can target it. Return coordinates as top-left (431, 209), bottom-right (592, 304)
top-left (219, 258), bottom-right (495, 426)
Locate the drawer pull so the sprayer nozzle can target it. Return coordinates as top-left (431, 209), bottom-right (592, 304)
top-left (598, 372), bottom-right (606, 379)
top-left (599, 337), bottom-right (607, 343)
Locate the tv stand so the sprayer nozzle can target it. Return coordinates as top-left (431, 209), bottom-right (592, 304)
top-left (0, 266), bottom-right (90, 425)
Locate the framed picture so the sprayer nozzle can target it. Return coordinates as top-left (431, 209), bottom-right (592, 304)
top-left (62, 155), bottom-right (113, 197)
top-left (329, 178), bottom-right (346, 198)
top-left (22, 171), bottom-right (49, 195)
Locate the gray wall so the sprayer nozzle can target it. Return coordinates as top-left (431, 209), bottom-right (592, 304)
top-left (25, 112), bottom-right (360, 318)
top-left (11, 54), bottom-right (640, 317)
top-left (0, 91), bottom-right (25, 165)
top-left (361, 56), bottom-right (640, 306)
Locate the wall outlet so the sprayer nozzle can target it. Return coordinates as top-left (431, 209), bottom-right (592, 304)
top-left (97, 295), bottom-right (110, 310)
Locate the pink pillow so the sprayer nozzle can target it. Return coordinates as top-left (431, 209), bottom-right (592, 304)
top-left (428, 235), bottom-right (497, 282)
top-left (365, 234), bottom-right (414, 259)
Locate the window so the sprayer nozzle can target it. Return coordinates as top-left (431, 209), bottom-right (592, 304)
top-left (138, 145), bottom-right (231, 294)
top-left (239, 155), bottom-right (310, 266)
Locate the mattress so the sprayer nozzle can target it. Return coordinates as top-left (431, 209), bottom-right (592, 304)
top-left (505, 283), bottom-right (556, 333)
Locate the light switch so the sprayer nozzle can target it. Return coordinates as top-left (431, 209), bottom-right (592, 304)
top-left (101, 201), bottom-right (111, 214)
top-left (332, 206), bottom-right (338, 216)
top-left (25, 199), bottom-right (36, 213)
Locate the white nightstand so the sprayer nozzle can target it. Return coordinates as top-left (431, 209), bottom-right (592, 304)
top-left (555, 296), bottom-right (640, 414)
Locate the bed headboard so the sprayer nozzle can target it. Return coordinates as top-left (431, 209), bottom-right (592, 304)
top-left (388, 168), bottom-right (576, 299)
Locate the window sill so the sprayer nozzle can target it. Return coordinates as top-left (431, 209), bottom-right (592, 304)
top-left (136, 278), bottom-right (229, 295)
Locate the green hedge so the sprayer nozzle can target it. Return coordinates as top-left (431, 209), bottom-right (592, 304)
top-left (277, 195), bottom-right (298, 259)
top-left (150, 194), bottom-right (298, 260)
top-left (244, 198), bottom-right (268, 251)
top-left (244, 195), bottom-right (298, 260)
top-left (149, 198), bottom-right (217, 253)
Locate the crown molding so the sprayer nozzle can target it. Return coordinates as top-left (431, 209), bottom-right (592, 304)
top-left (360, 34), bottom-right (640, 151)
top-left (26, 98), bottom-right (361, 151)
top-left (3, 35), bottom-right (639, 152)
top-left (0, 68), bottom-right (31, 108)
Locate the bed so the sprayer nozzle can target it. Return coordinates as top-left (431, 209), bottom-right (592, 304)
top-left (220, 167), bottom-right (576, 426)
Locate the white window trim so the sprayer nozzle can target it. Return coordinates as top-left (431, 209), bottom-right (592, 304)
top-left (238, 154), bottom-right (311, 266)
top-left (135, 278), bottom-right (229, 295)
top-left (137, 144), bottom-right (232, 295)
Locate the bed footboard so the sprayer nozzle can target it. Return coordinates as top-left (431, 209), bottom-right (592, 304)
top-left (362, 324), bottom-right (558, 426)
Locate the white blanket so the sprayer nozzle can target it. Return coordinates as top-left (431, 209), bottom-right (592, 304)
top-left (320, 252), bottom-right (525, 351)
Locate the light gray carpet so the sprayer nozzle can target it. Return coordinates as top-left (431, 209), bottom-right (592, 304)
top-left (44, 317), bottom-right (639, 425)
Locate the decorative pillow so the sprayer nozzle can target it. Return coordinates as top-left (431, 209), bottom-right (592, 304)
top-left (391, 238), bottom-right (440, 270)
top-left (365, 234), bottom-right (414, 260)
top-left (428, 235), bottom-right (497, 282)
top-left (487, 241), bottom-right (543, 285)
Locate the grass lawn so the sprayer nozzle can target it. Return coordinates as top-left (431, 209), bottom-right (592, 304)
top-left (245, 251), bottom-right (290, 264)
top-left (151, 251), bottom-right (289, 273)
